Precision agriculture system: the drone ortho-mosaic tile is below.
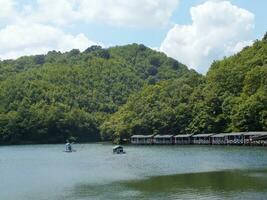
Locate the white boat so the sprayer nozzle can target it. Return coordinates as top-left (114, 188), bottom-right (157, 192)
top-left (113, 145), bottom-right (125, 154)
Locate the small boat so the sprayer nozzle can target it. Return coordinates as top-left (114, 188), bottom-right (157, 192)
top-left (65, 140), bottom-right (75, 152)
top-left (113, 145), bottom-right (126, 154)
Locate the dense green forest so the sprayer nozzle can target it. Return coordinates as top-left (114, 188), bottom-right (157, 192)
top-left (103, 36), bottom-right (267, 142)
top-left (0, 44), bottom-right (190, 144)
top-left (0, 35), bottom-right (266, 144)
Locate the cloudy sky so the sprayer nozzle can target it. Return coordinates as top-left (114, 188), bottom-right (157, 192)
top-left (0, 0), bottom-right (266, 73)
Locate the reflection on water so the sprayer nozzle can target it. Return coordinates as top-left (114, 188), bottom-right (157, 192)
top-left (73, 169), bottom-right (267, 200)
top-left (125, 169), bottom-right (267, 192)
top-left (1, 144), bottom-right (267, 200)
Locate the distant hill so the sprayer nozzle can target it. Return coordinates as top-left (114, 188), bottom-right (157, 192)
top-left (1, 34), bottom-right (266, 145)
top-left (102, 35), bottom-right (267, 142)
top-left (0, 44), bottom-right (193, 144)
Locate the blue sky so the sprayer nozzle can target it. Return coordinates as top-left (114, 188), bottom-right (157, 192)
top-left (65, 0), bottom-right (267, 47)
top-left (0, 0), bottom-right (266, 73)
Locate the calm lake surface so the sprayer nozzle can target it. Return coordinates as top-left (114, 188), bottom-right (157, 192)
top-left (1, 143), bottom-right (267, 200)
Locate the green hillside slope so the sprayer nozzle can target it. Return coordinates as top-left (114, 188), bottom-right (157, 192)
top-left (0, 44), bottom-right (191, 144)
top-left (103, 36), bottom-right (267, 142)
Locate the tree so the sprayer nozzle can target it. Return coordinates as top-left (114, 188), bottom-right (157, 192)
top-left (263, 32), bottom-right (267, 41)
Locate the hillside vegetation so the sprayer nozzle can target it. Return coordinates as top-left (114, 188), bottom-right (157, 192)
top-left (0, 35), bottom-right (266, 144)
top-left (0, 44), bottom-right (190, 144)
top-left (102, 36), bottom-right (267, 142)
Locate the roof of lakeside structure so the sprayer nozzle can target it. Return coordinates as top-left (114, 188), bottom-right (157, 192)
top-left (192, 134), bottom-right (214, 138)
top-left (211, 132), bottom-right (267, 137)
top-left (131, 132), bottom-right (267, 139)
top-left (174, 134), bottom-right (193, 138)
top-left (131, 135), bottom-right (154, 138)
top-left (211, 133), bottom-right (243, 138)
top-left (243, 132), bottom-right (267, 136)
top-left (212, 132), bottom-right (267, 137)
top-left (154, 134), bottom-right (174, 138)
top-left (211, 134), bottom-right (226, 138)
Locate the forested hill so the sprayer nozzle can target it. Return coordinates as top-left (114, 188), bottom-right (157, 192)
top-left (0, 35), bottom-right (266, 145)
top-left (102, 35), bottom-right (267, 142)
top-left (0, 44), bottom-right (193, 144)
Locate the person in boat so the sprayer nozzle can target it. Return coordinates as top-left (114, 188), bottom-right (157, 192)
top-left (65, 140), bottom-right (72, 152)
top-left (113, 145), bottom-right (125, 154)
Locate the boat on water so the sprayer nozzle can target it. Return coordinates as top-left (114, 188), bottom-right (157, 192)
top-left (113, 145), bottom-right (125, 154)
top-left (64, 140), bottom-right (76, 152)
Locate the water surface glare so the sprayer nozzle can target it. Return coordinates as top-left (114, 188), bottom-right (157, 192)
top-left (0, 144), bottom-right (267, 199)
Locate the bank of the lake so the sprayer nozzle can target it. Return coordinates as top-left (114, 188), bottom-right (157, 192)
top-left (1, 143), bottom-right (267, 200)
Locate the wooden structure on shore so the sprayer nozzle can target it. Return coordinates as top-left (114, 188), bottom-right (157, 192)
top-left (192, 134), bottom-right (214, 145)
top-left (243, 132), bottom-right (267, 145)
top-left (154, 135), bottom-right (174, 144)
top-left (211, 132), bottom-right (245, 145)
top-left (211, 134), bottom-right (226, 145)
top-left (174, 134), bottom-right (193, 144)
top-left (211, 132), bottom-right (267, 146)
top-left (225, 132), bottom-right (244, 145)
top-left (251, 134), bottom-right (267, 146)
top-left (130, 135), bottom-right (154, 145)
top-left (130, 132), bottom-right (267, 146)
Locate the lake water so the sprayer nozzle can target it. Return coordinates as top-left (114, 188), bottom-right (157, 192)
top-left (1, 143), bottom-right (267, 200)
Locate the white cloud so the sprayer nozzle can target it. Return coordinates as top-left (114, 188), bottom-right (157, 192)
top-left (0, 23), bottom-right (96, 59)
top-left (0, 0), bottom-right (17, 23)
top-left (22, 0), bottom-right (179, 27)
top-left (0, 0), bottom-right (99, 60)
top-left (0, 0), bottom-right (14, 16)
top-left (0, 0), bottom-right (179, 59)
top-left (25, 0), bottom-right (80, 26)
top-left (160, 0), bottom-right (255, 73)
top-left (78, 0), bottom-right (179, 27)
